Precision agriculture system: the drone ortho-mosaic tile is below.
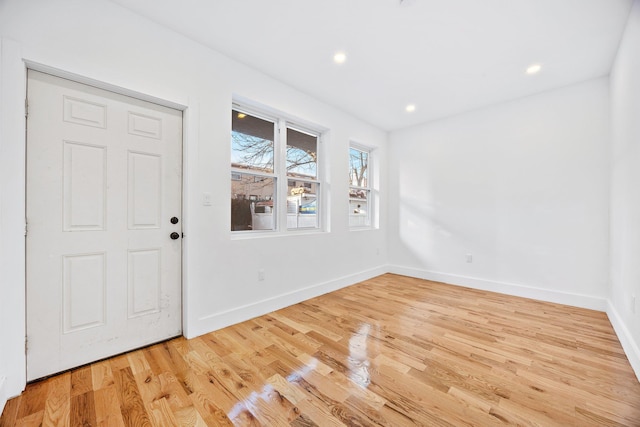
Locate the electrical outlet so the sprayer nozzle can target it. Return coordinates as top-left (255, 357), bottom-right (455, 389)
top-left (258, 269), bottom-right (265, 281)
top-left (466, 254), bottom-right (473, 263)
top-left (632, 294), bottom-right (636, 314)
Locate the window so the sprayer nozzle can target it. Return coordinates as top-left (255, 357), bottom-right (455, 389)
top-left (231, 110), bottom-right (276, 231)
top-left (349, 145), bottom-right (371, 228)
top-left (231, 107), bottom-right (322, 233)
top-left (286, 127), bottom-right (319, 229)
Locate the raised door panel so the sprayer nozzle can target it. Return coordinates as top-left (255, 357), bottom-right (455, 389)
top-left (128, 151), bottom-right (161, 229)
top-left (63, 141), bottom-right (107, 231)
top-left (128, 111), bottom-right (162, 140)
top-left (62, 253), bottom-right (106, 333)
top-left (63, 96), bottom-right (107, 129)
top-left (128, 249), bottom-right (161, 318)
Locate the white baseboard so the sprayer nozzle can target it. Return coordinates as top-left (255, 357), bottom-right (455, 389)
top-left (606, 301), bottom-right (640, 382)
top-left (388, 265), bottom-right (608, 311)
top-left (0, 376), bottom-right (6, 417)
top-left (188, 265), bottom-right (388, 338)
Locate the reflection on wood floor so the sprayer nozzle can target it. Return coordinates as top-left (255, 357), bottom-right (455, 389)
top-left (2, 273), bottom-right (640, 426)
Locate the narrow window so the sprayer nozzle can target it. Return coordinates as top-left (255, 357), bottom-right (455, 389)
top-left (349, 145), bottom-right (371, 228)
top-left (287, 127), bottom-right (319, 230)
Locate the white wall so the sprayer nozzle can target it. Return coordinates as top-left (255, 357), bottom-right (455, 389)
top-left (609, 0), bottom-right (640, 379)
top-left (0, 0), bottom-right (388, 406)
top-left (0, 37), bottom-right (27, 413)
top-left (388, 78), bottom-right (611, 309)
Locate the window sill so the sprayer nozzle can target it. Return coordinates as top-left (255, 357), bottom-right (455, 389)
top-left (349, 226), bottom-right (374, 231)
top-left (231, 228), bottom-right (326, 240)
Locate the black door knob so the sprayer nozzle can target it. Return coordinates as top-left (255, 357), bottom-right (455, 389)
top-left (170, 217), bottom-right (179, 224)
top-left (170, 232), bottom-right (180, 240)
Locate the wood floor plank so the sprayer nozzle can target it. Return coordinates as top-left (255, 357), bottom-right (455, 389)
top-left (41, 372), bottom-right (71, 427)
top-left (156, 372), bottom-right (193, 411)
top-left (93, 385), bottom-right (126, 427)
top-left (146, 397), bottom-right (179, 427)
top-left (114, 367), bottom-right (152, 426)
top-left (15, 380), bottom-right (48, 420)
top-left (3, 273), bottom-right (640, 426)
top-left (127, 350), bottom-right (152, 375)
top-left (91, 361), bottom-right (115, 391)
top-left (108, 353), bottom-right (131, 373)
top-left (0, 397), bottom-right (20, 427)
top-left (184, 351), bottom-right (240, 418)
top-left (69, 391), bottom-right (97, 427)
top-left (189, 370), bottom-right (234, 415)
top-left (172, 405), bottom-right (208, 427)
top-left (289, 413), bottom-right (319, 427)
top-left (13, 411), bottom-right (43, 427)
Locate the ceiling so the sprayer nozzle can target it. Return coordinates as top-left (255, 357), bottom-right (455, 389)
top-left (110, 0), bottom-right (633, 131)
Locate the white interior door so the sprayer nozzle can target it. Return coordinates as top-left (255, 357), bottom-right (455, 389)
top-left (26, 70), bottom-right (183, 381)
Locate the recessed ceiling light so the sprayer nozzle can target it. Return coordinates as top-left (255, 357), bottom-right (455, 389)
top-left (333, 52), bottom-right (347, 64)
top-left (405, 104), bottom-right (416, 113)
top-left (526, 64), bottom-right (542, 75)
top-left (237, 113), bottom-right (246, 119)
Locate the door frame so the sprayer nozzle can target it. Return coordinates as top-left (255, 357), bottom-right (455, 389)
top-left (0, 44), bottom-right (196, 394)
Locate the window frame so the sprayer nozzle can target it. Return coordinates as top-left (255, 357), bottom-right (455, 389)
top-left (231, 103), bottom-right (324, 236)
top-left (284, 124), bottom-right (322, 231)
top-left (230, 106), bottom-right (278, 233)
top-left (349, 142), bottom-right (373, 229)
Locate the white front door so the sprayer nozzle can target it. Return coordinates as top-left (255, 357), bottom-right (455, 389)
top-left (26, 70), bottom-right (183, 381)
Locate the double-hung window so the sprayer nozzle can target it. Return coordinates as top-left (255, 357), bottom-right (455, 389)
top-left (286, 127), bottom-right (320, 230)
top-left (349, 144), bottom-right (371, 228)
top-left (231, 106), bottom-right (321, 233)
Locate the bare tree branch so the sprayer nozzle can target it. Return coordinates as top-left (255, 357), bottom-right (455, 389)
top-left (350, 150), bottom-right (368, 187)
top-left (232, 132), bottom-right (274, 171)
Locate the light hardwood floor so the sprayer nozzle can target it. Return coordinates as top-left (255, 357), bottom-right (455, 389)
top-left (2, 274), bottom-right (640, 426)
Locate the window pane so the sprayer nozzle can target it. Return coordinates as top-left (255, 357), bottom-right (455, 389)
top-left (287, 180), bottom-right (319, 229)
top-left (232, 110), bottom-right (274, 173)
top-left (349, 147), bottom-right (368, 187)
top-left (287, 128), bottom-right (317, 179)
top-left (231, 173), bottom-right (275, 231)
top-left (349, 190), bottom-right (370, 227)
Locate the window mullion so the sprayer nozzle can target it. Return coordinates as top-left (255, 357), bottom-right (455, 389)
top-left (276, 119), bottom-right (288, 232)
